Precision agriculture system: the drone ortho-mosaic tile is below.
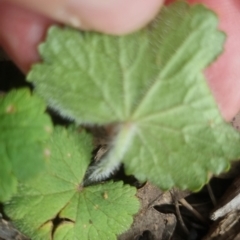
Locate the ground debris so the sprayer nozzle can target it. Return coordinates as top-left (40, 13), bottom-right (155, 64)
top-left (0, 214), bottom-right (29, 240)
top-left (203, 211), bottom-right (240, 240)
top-left (210, 175), bottom-right (240, 220)
top-left (204, 175), bottom-right (240, 240)
top-left (118, 183), bottom-right (190, 240)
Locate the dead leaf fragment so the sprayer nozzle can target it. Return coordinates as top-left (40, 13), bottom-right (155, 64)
top-left (203, 211), bottom-right (240, 240)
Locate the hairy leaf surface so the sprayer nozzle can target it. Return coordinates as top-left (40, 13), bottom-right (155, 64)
top-left (27, 2), bottom-right (240, 190)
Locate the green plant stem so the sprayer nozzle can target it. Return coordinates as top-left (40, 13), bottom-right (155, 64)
top-left (84, 123), bottom-right (136, 186)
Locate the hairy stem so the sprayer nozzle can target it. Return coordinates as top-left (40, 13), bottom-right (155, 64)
top-left (83, 122), bottom-right (136, 186)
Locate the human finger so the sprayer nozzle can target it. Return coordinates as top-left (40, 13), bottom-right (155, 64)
top-left (7, 0), bottom-right (164, 35)
top-left (0, 1), bottom-right (54, 72)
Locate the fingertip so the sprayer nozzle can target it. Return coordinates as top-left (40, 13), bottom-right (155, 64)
top-left (0, 0), bottom-right (164, 74)
top-left (66, 0), bottom-right (164, 34)
top-left (0, 1), bottom-right (55, 73)
top-left (8, 0), bottom-right (164, 35)
top-left (196, 0), bottom-right (240, 121)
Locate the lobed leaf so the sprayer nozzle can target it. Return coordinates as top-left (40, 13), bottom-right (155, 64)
top-left (27, 2), bottom-right (240, 190)
top-left (5, 127), bottom-right (139, 240)
top-left (0, 89), bottom-right (53, 201)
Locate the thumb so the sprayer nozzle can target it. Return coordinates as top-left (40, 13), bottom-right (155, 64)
top-left (7, 0), bottom-right (164, 34)
top-left (0, 0), bottom-right (164, 72)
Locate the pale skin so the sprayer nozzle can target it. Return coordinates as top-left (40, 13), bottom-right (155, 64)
top-left (0, 0), bottom-right (239, 122)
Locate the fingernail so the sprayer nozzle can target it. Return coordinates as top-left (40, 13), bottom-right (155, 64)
top-left (63, 0), bottom-right (164, 34)
top-left (54, 7), bottom-right (82, 28)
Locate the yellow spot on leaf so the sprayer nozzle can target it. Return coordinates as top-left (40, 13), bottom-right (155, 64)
top-left (103, 192), bottom-right (108, 199)
top-left (44, 125), bottom-right (52, 133)
top-left (44, 148), bottom-right (51, 157)
top-left (6, 104), bottom-right (16, 113)
top-left (207, 172), bottom-right (213, 180)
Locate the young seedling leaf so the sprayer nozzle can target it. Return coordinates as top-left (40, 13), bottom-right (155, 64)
top-left (27, 2), bottom-right (240, 190)
top-left (0, 88), bottom-right (53, 202)
top-left (5, 127), bottom-right (139, 240)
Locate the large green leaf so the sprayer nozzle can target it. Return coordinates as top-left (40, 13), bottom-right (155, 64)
top-left (5, 127), bottom-right (139, 240)
top-left (27, 2), bottom-right (240, 190)
top-left (0, 89), bottom-right (53, 201)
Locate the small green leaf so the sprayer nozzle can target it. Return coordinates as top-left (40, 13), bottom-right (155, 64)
top-left (5, 127), bottom-right (139, 240)
top-left (0, 151), bottom-right (17, 202)
top-left (27, 2), bottom-right (240, 190)
top-left (0, 88), bottom-right (53, 202)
